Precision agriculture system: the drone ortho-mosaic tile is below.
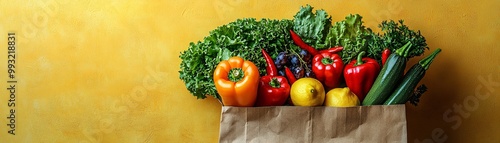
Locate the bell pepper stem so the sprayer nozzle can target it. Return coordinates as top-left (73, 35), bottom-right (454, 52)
top-left (419, 48), bottom-right (441, 70)
top-left (321, 57), bottom-right (334, 65)
top-left (228, 68), bottom-right (244, 82)
top-left (395, 41), bottom-right (413, 57)
top-left (269, 78), bottom-right (281, 88)
top-left (354, 51), bottom-right (366, 66)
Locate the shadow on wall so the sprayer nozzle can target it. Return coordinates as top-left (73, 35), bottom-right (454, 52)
top-left (409, 60), bottom-right (500, 143)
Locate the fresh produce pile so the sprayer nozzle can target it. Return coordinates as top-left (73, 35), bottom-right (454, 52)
top-left (179, 5), bottom-right (441, 107)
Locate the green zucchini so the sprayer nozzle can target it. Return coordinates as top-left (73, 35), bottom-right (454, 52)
top-left (384, 48), bottom-right (441, 105)
top-left (362, 42), bottom-right (412, 105)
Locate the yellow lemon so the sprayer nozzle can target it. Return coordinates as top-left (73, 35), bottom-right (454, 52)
top-left (290, 78), bottom-right (325, 106)
top-left (325, 87), bottom-right (360, 107)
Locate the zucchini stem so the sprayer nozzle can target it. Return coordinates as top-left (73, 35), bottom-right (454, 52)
top-left (419, 48), bottom-right (442, 70)
top-left (395, 42), bottom-right (413, 57)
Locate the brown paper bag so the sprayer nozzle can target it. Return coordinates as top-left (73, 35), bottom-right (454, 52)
top-left (219, 105), bottom-right (407, 143)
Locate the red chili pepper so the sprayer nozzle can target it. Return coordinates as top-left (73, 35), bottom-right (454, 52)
top-left (319, 47), bottom-right (343, 54)
top-left (312, 51), bottom-right (344, 91)
top-left (382, 48), bottom-right (391, 66)
top-left (344, 51), bottom-right (381, 101)
top-left (284, 67), bottom-right (296, 106)
top-left (255, 49), bottom-right (291, 106)
top-left (289, 30), bottom-right (319, 55)
top-left (290, 30), bottom-right (344, 56)
top-left (284, 67), bottom-right (297, 84)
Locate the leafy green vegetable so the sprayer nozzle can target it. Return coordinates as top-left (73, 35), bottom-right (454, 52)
top-left (292, 5), bottom-right (332, 49)
top-left (372, 20), bottom-right (429, 59)
top-left (322, 15), bottom-right (428, 64)
top-left (179, 18), bottom-right (297, 99)
top-left (323, 14), bottom-right (376, 63)
top-left (409, 84), bottom-right (427, 106)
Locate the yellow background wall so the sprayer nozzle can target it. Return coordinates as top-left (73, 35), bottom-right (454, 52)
top-left (1, 0), bottom-right (499, 142)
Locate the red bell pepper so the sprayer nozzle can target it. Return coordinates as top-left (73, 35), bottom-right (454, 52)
top-left (382, 48), bottom-right (391, 66)
top-left (344, 51), bottom-right (381, 101)
top-left (255, 49), bottom-right (291, 106)
top-left (312, 51), bottom-right (344, 91)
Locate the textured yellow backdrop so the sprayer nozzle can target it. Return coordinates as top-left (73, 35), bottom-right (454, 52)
top-left (1, 0), bottom-right (499, 142)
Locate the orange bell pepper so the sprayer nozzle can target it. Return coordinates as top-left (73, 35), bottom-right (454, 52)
top-left (213, 56), bottom-right (260, 106)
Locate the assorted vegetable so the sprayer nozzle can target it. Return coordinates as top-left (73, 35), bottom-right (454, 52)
top-left (180, 5), bottom-right (442, 107)
top-left (255, 49), bottom-right (291, 106)
top-left (290, 29), bottom-right (346, 90)
top-left (213, 57), bottom-right (260, 107)
top-left (179, 18), bottom-right (296, 100)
